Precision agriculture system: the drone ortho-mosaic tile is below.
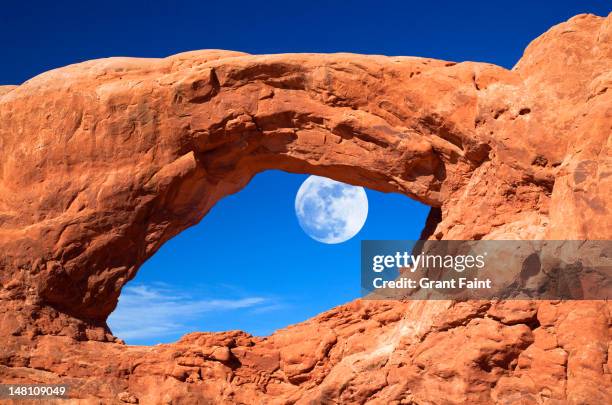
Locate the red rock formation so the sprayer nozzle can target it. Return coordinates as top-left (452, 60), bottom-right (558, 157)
top-left (0, 13), bottom-right (610, 404)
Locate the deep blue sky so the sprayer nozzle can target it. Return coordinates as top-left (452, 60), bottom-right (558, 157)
top-left (3, 1), bottom-right (609, 344)
top-left (1, 1), bottom-right (609, 85)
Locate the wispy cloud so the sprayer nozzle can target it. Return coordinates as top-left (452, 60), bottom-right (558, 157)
top-left (108, 284), bottom-right (274, 343)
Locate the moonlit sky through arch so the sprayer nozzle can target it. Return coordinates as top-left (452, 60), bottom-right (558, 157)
top-left (108, 171), bottom-right (430, 344)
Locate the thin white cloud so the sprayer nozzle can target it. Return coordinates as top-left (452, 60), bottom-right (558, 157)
top-left (108, 284), bottom-right (272, 342)
top-left (248, 302), bottom-right (289, 314)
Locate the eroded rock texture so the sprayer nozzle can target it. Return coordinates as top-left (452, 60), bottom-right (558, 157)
top-left (0, 13), bottom-right (610, 404)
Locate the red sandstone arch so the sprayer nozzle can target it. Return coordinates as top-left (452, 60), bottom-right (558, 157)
top-left (0, 51), bottom-right (503, 322)
top-left (0, 13), bottom-right (610, 404)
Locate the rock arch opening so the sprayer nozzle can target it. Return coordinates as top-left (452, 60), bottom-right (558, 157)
top-left (108, 170), bottom-right (431, 344)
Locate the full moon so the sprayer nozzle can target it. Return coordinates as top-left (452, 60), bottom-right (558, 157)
top-left (295, 175), bottom-right (368, 244)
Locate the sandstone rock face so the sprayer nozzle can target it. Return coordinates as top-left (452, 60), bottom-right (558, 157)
top-left (0, 13), bottom-right (610, 404)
